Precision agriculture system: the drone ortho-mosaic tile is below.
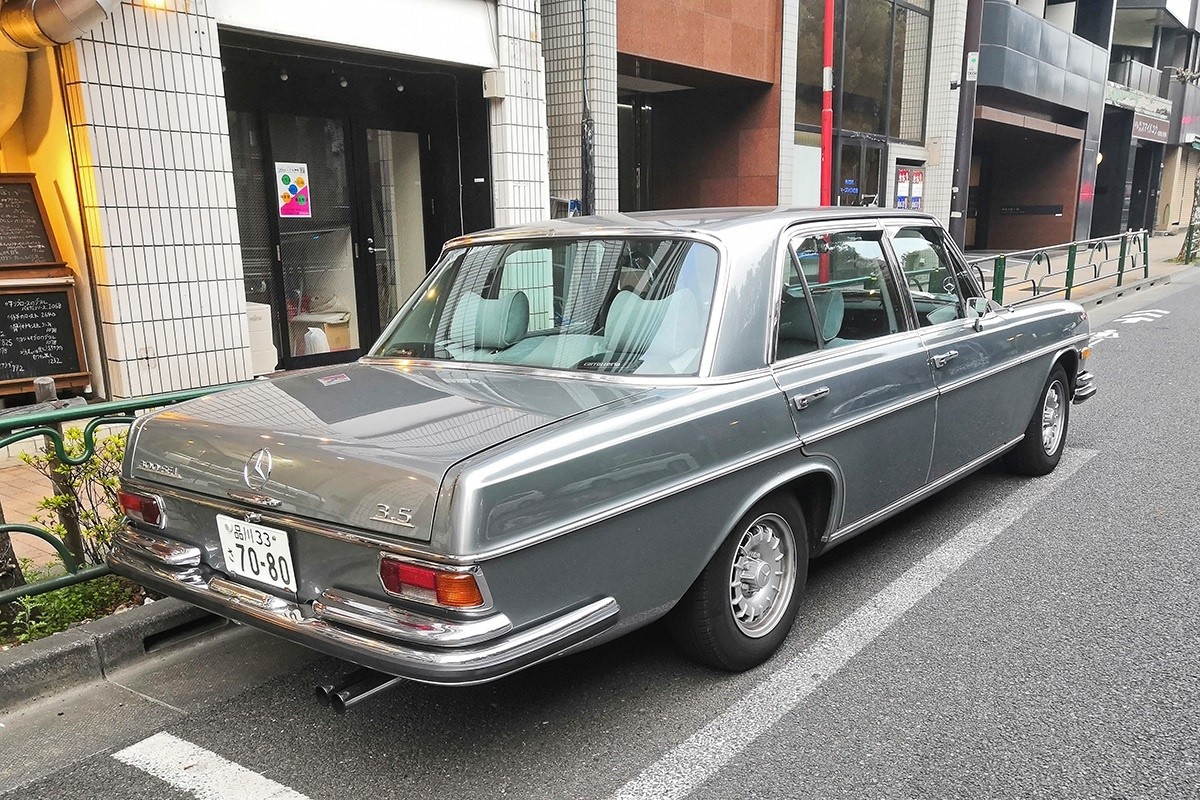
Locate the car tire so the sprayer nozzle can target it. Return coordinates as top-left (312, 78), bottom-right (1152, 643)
top-left (668, 493), bottom-right (808, 672)
top-left (1003, 364), bottom-right (1070, 476)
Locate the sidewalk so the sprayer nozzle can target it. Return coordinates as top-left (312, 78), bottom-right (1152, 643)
top-left (2, 234), bottom-right (1194, 571)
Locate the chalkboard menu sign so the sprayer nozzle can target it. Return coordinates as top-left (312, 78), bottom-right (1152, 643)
top-left (0, 285), bottom-right (84, 385)
top-left (0, 174), bottom-right (62, 268)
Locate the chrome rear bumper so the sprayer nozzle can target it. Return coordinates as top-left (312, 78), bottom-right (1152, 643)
top-left (109, 527), bottom-right (619, 686)
top-left (1073, 369), bottom-right (1096, 404)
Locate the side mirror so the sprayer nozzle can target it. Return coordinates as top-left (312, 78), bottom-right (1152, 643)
top-left (966, 296), bottom-right (1008, 331)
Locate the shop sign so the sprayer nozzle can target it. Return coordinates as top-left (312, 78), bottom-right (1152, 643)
top-left (275, 162), bottom-right (312, 218)
top-left (1132, 113), bottom-right (1169, 143)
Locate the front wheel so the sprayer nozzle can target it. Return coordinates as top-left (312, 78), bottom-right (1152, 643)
top-left (1004, 364), bottom-right (1070, 476)
top-left (668, 494), bottom-right (808, 672)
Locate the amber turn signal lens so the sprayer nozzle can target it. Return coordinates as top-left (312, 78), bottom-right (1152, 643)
top-left (435, 571), bottom-right (485, 608)
top-left (1080, 346), bottom-right (1092, 360)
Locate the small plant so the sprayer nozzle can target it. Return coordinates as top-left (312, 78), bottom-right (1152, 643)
top-left (1, 560), bottom-right (142, 645)
top-left (20, 426), bottom-right (127, 565)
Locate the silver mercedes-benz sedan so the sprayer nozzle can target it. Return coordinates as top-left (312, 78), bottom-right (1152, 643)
top-left (110, 208), bottom-right (1095, 686)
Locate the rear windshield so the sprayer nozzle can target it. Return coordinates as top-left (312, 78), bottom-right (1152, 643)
top-left (371, 237), bottom-right (719, 377)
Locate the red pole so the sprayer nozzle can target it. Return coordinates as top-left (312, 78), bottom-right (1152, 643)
top-left (819, 0), bottom-right (835, 208)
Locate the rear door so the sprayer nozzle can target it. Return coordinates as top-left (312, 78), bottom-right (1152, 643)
top-left (770, 221), bottom-right (937, 531)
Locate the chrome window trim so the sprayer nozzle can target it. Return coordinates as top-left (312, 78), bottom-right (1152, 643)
top-left (823, 434), bottom-right (1024, 544)
top-left (770, 327), bottom-right (927, 370)
top-left (368, 231), bottom-right (731, 379)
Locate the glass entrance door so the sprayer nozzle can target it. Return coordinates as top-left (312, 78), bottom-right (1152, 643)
top-left (361, 128), bottom-right (428, 329)
top-left (268, 113), bottom-right (362, 364)
top-left (837, 140), bottom-right (885, 206)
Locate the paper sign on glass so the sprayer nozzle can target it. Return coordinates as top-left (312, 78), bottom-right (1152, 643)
top-left (275, 162), bottom-right (312, 218)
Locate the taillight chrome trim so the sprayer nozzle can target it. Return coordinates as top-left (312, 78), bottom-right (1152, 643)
top-left (119, 487), bottom-right (167, 529)
top-left (377, 553), bottom-right (495, 613)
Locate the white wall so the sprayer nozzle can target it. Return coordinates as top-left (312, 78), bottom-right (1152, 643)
top-left (209, 0), bottom-right (498, 69)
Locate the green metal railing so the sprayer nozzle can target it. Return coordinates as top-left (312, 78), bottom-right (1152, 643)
top-left (0, 385), bottom-right (236, 605)
top-left (966, 230), bottom-right (1150, 305)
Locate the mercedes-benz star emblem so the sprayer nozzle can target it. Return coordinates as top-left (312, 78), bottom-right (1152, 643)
top-left (243, 448), bottom-right (273, 490)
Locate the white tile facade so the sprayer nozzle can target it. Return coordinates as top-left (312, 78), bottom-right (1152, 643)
top-left (778, 0), bottom-right (800, 204)
top-left (543, 0), bottom-right (619, 213)
top-left (61, 0), bottom-right (251, 398)
top-left (491, 0), bottom-right (553, 225)
top-left (917, 0), bottom-right (968, 224)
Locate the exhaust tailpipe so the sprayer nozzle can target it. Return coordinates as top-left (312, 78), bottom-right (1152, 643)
top-left (314, 666), bottom-right (404, 712)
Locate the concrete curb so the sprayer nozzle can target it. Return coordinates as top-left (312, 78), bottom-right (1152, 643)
top-left (0, 597), bottom-right (222, 708)
top-left (1075, 273), bottom-right (1172, 310)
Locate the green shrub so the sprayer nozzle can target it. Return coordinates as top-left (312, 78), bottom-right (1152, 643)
top-left (20, 427), bottom-right (127, 565)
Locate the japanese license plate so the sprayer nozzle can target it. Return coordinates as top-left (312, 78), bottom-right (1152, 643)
top-left (216, 514), bottom-right (297, 593)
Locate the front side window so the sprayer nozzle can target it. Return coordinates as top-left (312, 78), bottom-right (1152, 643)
top-left (890, 226), bottom-right (984, 326)
top-left (372, 238), bottom-right (718, 377)
top-left (776, 229), bottom-right (906, 361)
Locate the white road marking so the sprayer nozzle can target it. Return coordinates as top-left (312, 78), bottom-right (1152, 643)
top-left (612, 448), bottom-right (1098, 800)
top-left (1088, 329), bottom-right (1120, 346)
top-left (113, 732), bottom-right (311, 800)
top-left (1114, 308), bottom-right (1170, 324)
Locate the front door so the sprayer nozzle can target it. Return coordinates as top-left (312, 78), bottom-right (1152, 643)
top-left (886, 221), bottom-right (1032, 478)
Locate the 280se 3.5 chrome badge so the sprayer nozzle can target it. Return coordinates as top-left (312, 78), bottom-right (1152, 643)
top-left (370, 504), bottom-right (415, 528)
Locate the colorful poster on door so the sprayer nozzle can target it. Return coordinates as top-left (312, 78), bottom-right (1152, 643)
top-left (275, 162), bottom-right (311, 218)
top-left (909, 168), bottom-right (924, 211)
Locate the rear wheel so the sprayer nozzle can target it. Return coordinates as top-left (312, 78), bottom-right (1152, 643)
top-left (669, 494), bottom-right (808, 671)
top-left (1004, 364), bottom-right (1070, 476)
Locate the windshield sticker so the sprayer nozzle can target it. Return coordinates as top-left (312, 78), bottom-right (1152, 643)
top-left (317, 373), bottom-right (350, 387)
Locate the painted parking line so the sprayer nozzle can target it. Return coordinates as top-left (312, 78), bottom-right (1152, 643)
top-left (612, 448), bottom-right (1099, 800)
top-left (113, 732), bottom-right (311, 800)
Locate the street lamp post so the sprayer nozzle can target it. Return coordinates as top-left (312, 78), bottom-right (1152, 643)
top-left (580, 0), bottom-right (596, 217)
top-left (1168, 67), bottom-right (1200, 263)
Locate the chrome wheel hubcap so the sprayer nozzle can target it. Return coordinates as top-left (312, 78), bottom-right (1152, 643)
top-left (729, 513), bottom-right (796, 638)
top-left (1041, 379), bottom-right (1065, 455)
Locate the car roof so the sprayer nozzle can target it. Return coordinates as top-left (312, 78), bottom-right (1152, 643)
top-left (446, 206), bottom-right (938, 247)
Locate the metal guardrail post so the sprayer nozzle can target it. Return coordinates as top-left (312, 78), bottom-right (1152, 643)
top-left (1117, 234), bottom-right (1128, 287)
top-left (991, 256), bottom-right (1006, 304)
top-left (1064, 244), bottom-right (1078, 300)
top-left (1142, 230), bottom-right (1150, 279)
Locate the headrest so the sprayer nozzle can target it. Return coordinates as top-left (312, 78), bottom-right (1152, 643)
top-left (450, 291), bottom-right (529, 351)
top-left (778, 290), bottom-right (843, 345)
top-left (605, 291), bottom-right (667, 353)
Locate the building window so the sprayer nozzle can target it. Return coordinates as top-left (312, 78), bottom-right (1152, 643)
top-left (795, 0), bottom-right (931, 144)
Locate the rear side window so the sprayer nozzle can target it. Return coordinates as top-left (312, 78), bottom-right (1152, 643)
top-left (775, 229), bottom-right (907, 362)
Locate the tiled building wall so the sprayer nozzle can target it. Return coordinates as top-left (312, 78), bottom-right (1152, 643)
top-left (917, 0), bottom-right (969, 224)
top-left (544, 0), bottom-right (619, 214)
top-left (778, 0), bottom-right (799, 204)
top-left (491, 0), bottom-right (553, 225)
top-left (61, 0), bottom-right (251, 398)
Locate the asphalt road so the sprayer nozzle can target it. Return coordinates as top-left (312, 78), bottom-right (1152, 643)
top-left (3, 273), bottom-right (1199, 799)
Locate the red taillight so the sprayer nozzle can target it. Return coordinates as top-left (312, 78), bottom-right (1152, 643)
top-left (119, 489), bottom-right (164, 527)
top-left (379, 557), bottom-right (485, 608)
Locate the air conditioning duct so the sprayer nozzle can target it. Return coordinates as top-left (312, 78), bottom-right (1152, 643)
top-left (0, 0), bottom-right (121, 51)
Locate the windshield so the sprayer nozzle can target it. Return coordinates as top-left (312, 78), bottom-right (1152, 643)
top-left (371, 237), bottom-right (719, 376)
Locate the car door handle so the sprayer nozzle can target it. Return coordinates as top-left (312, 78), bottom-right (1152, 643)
top-left (930, 350), bottom-right (959, 369)
top-left (791, 386), bottom-right (830, 411)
